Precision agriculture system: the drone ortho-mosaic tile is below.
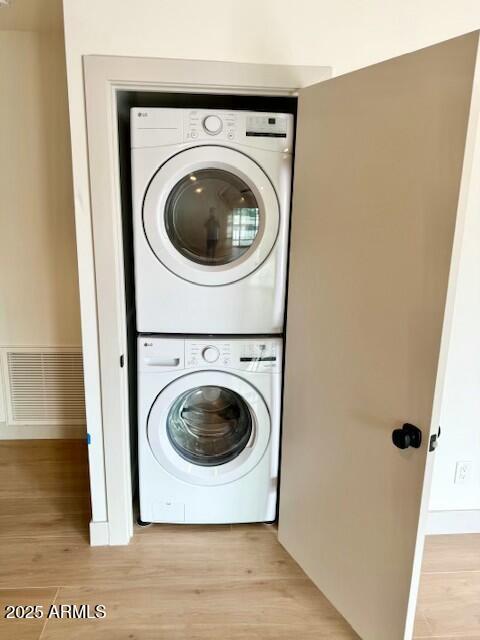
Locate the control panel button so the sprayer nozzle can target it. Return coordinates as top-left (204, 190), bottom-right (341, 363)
top-left (202, 346), bottom-right (220, 363)
top-left (203, 115), bottom-right (223, 135)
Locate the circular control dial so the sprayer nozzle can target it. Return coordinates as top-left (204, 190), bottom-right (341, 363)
top-left (202, 346), bottom-right (220, 363)
top-left (203, 115), bottom-right (223, 135)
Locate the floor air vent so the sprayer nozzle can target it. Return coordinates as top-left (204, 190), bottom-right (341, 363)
top-left (5, 350), bottom-right (86, 425)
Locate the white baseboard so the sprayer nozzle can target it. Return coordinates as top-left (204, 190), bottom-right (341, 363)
top-left (89, 520), bottom-right (110, 546)
top-left (0, 424), bottom-right (86, 439)
top-left (427, 509), bottom-right (480, 535)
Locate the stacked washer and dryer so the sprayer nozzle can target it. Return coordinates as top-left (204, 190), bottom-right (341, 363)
top-left (131, 107), bottom-right (294, 524)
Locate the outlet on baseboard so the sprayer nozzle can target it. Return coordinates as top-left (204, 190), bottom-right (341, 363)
top-left (454, 460), bottom-right (473, 485)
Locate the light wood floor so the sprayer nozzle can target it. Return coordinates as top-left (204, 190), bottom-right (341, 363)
top-left (0, 440), bottom-right (478, 639)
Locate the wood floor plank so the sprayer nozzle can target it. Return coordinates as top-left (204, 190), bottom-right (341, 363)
top-left (416, 570), bottom-right (480, 638)
top-left (414, 637), bottom-right (480, 640)
top-left (133, 522), bottom-right (277, 537)
top-left (422, 534), bottom-right (480, 573)
top-left (230, 523), bottom-right (278, 535)
top-left (133, 522), bottom-right (232, 536)
top-left (0, 497), bottom-right (90, 541)
top-left (0, 440), bottom-right (88, 465)
top-left (0, 528), bottom-right (304, 589)
top-left (414, 635), bottom-right (480, 640)
top-left (41, 580), bottom-right (359, 640)
top-left (0, 588), bottom-right (57, 640)
top-left (0, 441), bottom-right (90, 499)
top-left (412, 607), bottom-right (432, 638)
top-left (0, 496), bottom-right (90, 519)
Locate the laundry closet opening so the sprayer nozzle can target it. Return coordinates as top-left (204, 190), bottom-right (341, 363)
top-left (115, 90), bottom-right (298, 524)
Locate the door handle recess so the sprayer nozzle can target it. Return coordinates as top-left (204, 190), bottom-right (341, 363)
top-left (246, 424), bottom-right (256, 448)
top-left (145, 358), bottom-right (180, 367)
top-left (392, 423), bottom-right (422, 450)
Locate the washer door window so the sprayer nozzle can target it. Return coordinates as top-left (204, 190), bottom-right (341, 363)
top-left (167, 386), bottom-right (252, 466)
top-left (143, 146), bottom-right (280, 286)
top-left (148, 371), bottom-right (271, 486)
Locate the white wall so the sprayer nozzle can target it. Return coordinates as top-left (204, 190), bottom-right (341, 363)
top-left (429, 106), bottom-right (480, 516)
top-left (62, 0), bottom-right (480, 523)
top-left (427, 53), bottom-right (480, 531)
top-left (63, 0), bottom-right (480, 74)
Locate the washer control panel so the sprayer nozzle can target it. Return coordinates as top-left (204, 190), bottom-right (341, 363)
top-left (185, 338), bottom-right (281, 373)
top-left (201, 345), bottom-right (220, 363)
top-left (186, 341), bottom-right (232, 367)
top-left (203, 115), bottom-right (223, 135)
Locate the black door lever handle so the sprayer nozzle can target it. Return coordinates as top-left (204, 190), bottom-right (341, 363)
top-left (392, 423), bottom-right (422, 450)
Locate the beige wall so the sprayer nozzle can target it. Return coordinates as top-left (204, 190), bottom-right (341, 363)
top-left (0, 30), bottom-right (81, 347)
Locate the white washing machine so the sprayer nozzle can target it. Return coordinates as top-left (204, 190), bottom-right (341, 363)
top-left (131, 108), bottom-right (294, 334)
top-left (138, 336), bottom-right (282, 524)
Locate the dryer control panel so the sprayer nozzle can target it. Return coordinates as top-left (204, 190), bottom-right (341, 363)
top-left (131, 108), bottom-right (294, 152)
top-left (184, 109), bottom-right (293, 151)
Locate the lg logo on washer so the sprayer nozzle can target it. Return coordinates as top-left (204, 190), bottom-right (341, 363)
top-left (130, 107), bottom-right (294, 335)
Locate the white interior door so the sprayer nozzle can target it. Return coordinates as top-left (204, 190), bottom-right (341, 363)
top-left (279, 32), bottom-right (479, 640)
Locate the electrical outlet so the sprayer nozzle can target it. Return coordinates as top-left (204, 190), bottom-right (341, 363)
top-left (454, 461), bottom-right (473, 485)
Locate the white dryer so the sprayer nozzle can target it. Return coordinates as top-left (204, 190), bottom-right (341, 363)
top-left (131, 108), bottom-right (294, 334)
top-left (137, 336), bottom-right (282, 524)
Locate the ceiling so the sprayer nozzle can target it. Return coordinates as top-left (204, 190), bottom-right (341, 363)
top-left (0, 0), bottom-right (63, 32)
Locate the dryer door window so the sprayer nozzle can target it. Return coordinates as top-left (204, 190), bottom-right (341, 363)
top-left (166, 385), bottom-right (253, 466)
top-left (142, 146), bottom-right (280, 286)
top-left (165, 169), bottom-right (260, 267)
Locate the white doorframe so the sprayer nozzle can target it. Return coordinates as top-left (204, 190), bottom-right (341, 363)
top-left (82, 56), bottom-right (331, 545)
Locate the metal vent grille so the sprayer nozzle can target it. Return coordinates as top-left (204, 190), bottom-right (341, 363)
top-left (6, 351), bottom-right (86, 425)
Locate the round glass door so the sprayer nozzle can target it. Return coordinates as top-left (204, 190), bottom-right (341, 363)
top-left (165, 169), bottom-right (260, 267)
top-left (142, 146), bottom-right (280, 286)
top-left (166, 385), bottom-right (252, 466)
top-left (147, 370), bottom-right (271, 486)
